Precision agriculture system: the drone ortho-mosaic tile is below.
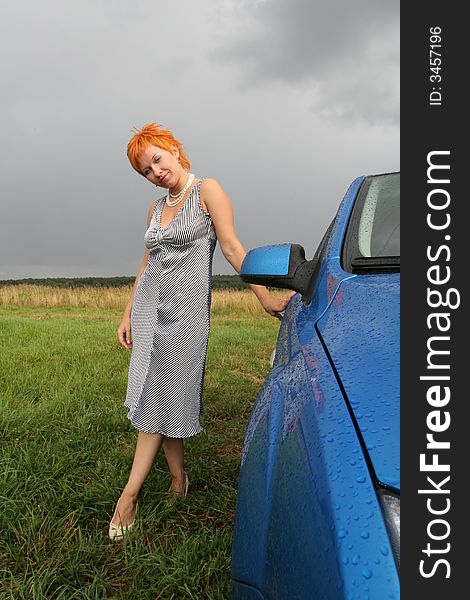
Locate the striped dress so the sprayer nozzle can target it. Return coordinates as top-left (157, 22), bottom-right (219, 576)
top-left (124, 179), bottom-right (217, 437)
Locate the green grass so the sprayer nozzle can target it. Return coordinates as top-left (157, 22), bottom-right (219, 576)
top-left (0, 306), bottom-right (280, 599)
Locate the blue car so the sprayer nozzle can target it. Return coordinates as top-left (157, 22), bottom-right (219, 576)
top-left (232, 172), bottom-right (400, 599)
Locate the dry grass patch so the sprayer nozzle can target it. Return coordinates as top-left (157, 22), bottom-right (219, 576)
top-left (0, 284), bottom-right (288, 314)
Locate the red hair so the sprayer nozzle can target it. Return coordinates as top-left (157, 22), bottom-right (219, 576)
top-left (127, 122), bottom-right (191, 174)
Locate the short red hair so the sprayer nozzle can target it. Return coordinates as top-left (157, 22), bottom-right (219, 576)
top-left (127, 122), bottom-right (191, 174)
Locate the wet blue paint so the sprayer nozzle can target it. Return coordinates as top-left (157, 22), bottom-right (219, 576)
top-left (232, 174), bottom-right (400, 599)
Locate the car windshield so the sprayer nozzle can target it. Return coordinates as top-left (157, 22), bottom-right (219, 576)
top-left (357, 173), bottom-right (400, 258)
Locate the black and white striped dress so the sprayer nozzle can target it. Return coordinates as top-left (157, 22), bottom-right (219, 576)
top-left (124, 179), bottom-right (217, 437)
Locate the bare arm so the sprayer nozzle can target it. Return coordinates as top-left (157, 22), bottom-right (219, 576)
top-left (200, 179), bottom-right (295, 316)
top-left (118, 201), bottom-right (156, 348)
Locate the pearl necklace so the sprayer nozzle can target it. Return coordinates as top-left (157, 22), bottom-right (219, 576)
top-left (166, 173), bottom-right (195, 207)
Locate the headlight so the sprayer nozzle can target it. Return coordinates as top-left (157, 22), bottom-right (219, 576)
top-left (377, 488), bottom-right (400, 570)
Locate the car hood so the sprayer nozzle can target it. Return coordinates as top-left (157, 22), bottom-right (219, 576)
top-left (315, 273), bottom-right (400, 490)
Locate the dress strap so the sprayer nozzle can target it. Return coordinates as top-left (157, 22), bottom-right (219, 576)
top-left (153, 195), bottom-right (165, 214)
top-left (196, 178), bottom-right (216, 239)
top-left (195, 179), bottom-right (208, 214)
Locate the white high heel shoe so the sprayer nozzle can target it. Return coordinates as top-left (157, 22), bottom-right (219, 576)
top-left (167, 472), bottom-right (189, 497)
top-left (108, 499), bottom-right (138, 541)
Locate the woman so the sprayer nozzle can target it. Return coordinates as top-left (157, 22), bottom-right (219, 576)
top-left (109, 122), bottom-right (294, 540)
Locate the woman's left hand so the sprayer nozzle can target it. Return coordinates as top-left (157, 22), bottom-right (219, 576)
top-left (261, 291), bottom-right (297, 319)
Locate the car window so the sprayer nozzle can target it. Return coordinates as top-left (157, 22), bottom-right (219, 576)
top-left (343, 172), bottom-right (400, 274)
top-left (357, 173), bottom-right (400, 258)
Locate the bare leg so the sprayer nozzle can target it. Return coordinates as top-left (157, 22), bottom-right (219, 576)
top-left (111, 431), bottom-right (164, 526)
top-left (163, 437), bottom-right (186, 493)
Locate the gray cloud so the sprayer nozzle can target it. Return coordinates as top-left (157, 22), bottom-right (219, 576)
top-left (212, 0), bottom-right (399, 126)
top-left (0, 0), bottom-right (399, 279)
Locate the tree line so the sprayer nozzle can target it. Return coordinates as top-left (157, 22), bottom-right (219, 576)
top-left (0, 275), bottom-right (249, 290)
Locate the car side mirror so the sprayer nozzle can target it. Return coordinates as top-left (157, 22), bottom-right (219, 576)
top-left (240, 243), bottom-right (317, 296)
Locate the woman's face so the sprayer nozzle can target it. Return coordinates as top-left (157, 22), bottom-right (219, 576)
top-left (137, 144), bottom-right (182, 188)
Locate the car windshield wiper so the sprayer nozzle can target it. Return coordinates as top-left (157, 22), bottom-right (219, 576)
top-left (351, 256), bottom-right (400, 273)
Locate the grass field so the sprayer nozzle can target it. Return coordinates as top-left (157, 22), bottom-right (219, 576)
top-left (0, 286), bottom-right (283, 599)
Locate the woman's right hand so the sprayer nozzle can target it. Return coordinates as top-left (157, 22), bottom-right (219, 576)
top-left (118, 314), bottom-right (133, 350)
